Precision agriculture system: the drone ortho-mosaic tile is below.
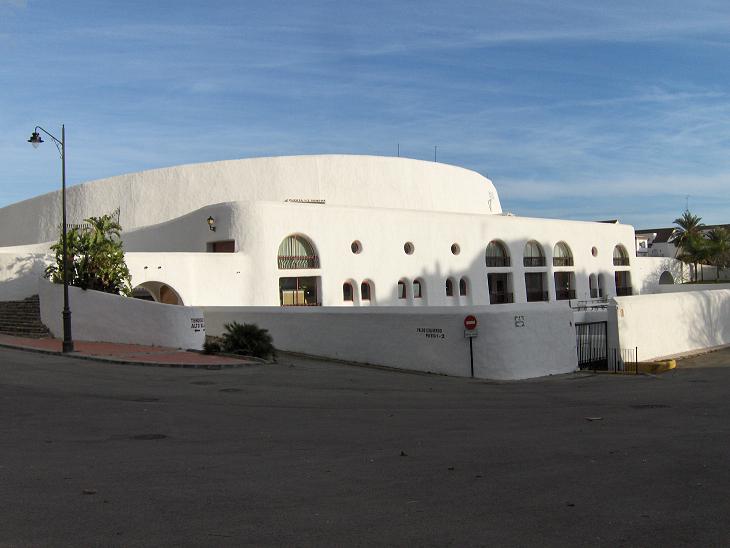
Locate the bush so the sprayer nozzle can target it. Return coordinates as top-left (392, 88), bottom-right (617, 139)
top-left (202, 337), bottom-right (221, 355)
top-left (221, 322), bottom-right (275, 360)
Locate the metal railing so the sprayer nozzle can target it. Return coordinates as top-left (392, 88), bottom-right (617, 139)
top-left (485, 256), bottom-right (511, 267)
top-left (523, 257), bottom-right (546, 267)
top-left (553, 257), bottom-right (574, 267)
top-left (277, 255), bottom-right (320, 269)
top-left (555, 289), bottom-right (576, 300)
top-left (489, 292), bottom-right (514, 304)
top-left (526, 290), bottom-right (549, 302)
top-left (613, 257), bottom-right (630, 266)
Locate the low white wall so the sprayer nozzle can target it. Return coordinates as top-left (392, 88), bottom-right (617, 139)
top-left (39, 280), bottom-right (205, 350)
top-left (612, 290), bottom-right (730, 360)
top-left (202, 304), bottom-right (577, 380)
top-left (657, 282), bottom-right (730, 293)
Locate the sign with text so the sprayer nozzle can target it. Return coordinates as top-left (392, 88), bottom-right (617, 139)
top-left (416, 327), bottom-right (445, 340)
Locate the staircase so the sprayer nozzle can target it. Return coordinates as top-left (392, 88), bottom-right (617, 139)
top-left (0, 295), bottom-right (52, 338)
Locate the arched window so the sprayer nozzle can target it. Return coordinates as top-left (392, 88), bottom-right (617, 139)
top-left (459, 278), bottom-right (468, 296)
top-left (523, 240), bottom-right (546, 267)
top-left (413, 279), bottom-right (423, 299)
top-left (589, 274), bottom-right (598, 298)
top-left (277, 234), bottom-right (319, 269)
top-left (445, 278), bottom-right (454, 297)
top-left (486, 240), bottom-right (510, 267)
top-left (613, 245), bottom-right (630, 266)
top-left (398, 280), bottom-right (408, 300)
top-left (343, 282), bottom-right (354, 302)
top-left (553, 242), bottom-right (574, 267)
top-left (361, 280), bottom-right (372, 301)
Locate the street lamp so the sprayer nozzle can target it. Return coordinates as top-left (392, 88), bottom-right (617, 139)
top-left (28, 124), bottom-right (73, 353)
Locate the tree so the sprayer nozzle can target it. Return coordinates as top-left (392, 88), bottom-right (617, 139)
top-left (45, 210), bottom-right (132, 295)
top-left (670, 210), bottom-right (704, 281)
top-left (707, 227), bottom-right (730, 281)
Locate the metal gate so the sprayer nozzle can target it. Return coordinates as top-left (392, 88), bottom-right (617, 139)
top-left (576, 321), bottom-right (608, 370)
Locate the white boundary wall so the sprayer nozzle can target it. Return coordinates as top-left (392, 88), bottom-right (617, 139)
top-left (203, 304), bottom-right (578, 380)
top-left (0, 252), bottom-right (51, 301)
top-left (657, 282), bottom-right (730, 293)
top-left (39, 280), bottom-right (205, 350)
top-left (612, 290), bottom-right (730, 360)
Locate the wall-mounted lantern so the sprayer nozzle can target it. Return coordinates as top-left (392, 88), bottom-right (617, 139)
top-left (207, 216), bottom-right (216, 231)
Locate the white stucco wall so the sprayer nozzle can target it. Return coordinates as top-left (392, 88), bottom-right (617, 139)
top-left (202, 304), bottom-right (577, 380)
top-left (631, 256), bottom-right (687, 293)
top-left (0, 155), bottom-right (501, 246)
top-left (656, 282), bottom-right (730, 293)
top-left (0, 251), bottom-right (52, 301)
top-left (611, 290), bottom-right (730, 361)
top-left (39, 280), bottom-right (205, 349)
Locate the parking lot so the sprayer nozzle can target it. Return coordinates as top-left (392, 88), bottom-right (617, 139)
top-left (2, 346), bottom-right (729, 546)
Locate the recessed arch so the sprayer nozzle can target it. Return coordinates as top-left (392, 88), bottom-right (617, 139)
top-left (361, 280), bottom-right (374, 302)
top-left (524, 240), bottom-right (546, 267)
top-left (553, 241), bottom-right (574, 267)
top-left (277, 234), bottom-right (319, 269)
top-left (132, 281), bottom-right (184, 306)
top-left (342, 281), bottom-right (355, 302)
top-left (397, 278), bottom-right (409, 300)
top-left (485, 240), bottom-right (510, 267)
top-left (445, 277), bottom-right (455, 297)
top-left (659, 271), bottom-right (674, 285)
top-left (413, 278), bottom-right (424, 299)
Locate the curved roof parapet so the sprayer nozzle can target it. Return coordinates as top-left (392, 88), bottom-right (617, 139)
top-left (0, 155), bottom-right (501, 246)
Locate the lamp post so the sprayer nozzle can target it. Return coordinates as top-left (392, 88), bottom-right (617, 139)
top-left (28, 124), bottom-right (73, 353)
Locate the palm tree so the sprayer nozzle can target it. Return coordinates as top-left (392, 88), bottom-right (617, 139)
top-left (670, 210), bottom-right (704, 281)
top-left (707, 227), bottom-right (730, 281)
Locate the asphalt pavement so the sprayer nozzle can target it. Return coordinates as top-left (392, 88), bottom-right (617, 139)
top-left (1, 346), bottom-right (729, 547)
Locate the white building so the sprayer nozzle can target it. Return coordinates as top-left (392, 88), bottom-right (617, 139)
top-left (0, 155), bottom-right (656, 307)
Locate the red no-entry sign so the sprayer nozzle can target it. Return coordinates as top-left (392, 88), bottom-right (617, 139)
top-left (464, 315), bottom-right (478, 330)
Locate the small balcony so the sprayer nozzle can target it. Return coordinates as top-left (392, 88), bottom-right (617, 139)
top-left (555, 289), bottom-right (576, 300)
top-left (613, 257), bottom-right (630, 266)
top-left (553, 257), bottom-right (574, 267)
top-left (486, 256), bottom-right (511, 267)
top-left (489, 292), bottom-right (514, 304)
top-left (616, 286), bottom-right (633, 296)
top-left (277, 255), bottom-right (320, 269)
top-left (526, 290), bottom-right (549, 302)
top-left (523, 257), bottom-right (546, 267)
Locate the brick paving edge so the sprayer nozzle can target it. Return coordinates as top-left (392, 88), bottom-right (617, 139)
top-left (0, 340), bottom-right (257, 370)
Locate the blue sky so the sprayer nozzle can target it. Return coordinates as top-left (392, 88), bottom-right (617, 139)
top-left (2, 0), bottom-right (730, 228)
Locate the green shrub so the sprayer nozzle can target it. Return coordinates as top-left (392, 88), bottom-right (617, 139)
top-left (44, 209), bottom-right (132, 296)
top-left (221, 322), bottom-right (275, 360)
top-left (202, 337), bottom-right (221, 355)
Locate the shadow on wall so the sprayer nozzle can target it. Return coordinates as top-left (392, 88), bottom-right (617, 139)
top-left (353, 235), bottom-right (629, 308)
top-left (0, 253), bottom-right (52, 301)
top-left (685, 291), bottom-right (730, 351)
top-left (638, 257), bottom-right (685, 295)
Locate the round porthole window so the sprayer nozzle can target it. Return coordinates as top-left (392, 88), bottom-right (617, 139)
top-left (404, 242), bottom-right (415, 255)
top-left (451, 243), bottom-right (460, 255)
top-left (351, 240), bottom-right (362, 254)
top-left (591, 246), bottom-right (598, 257)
